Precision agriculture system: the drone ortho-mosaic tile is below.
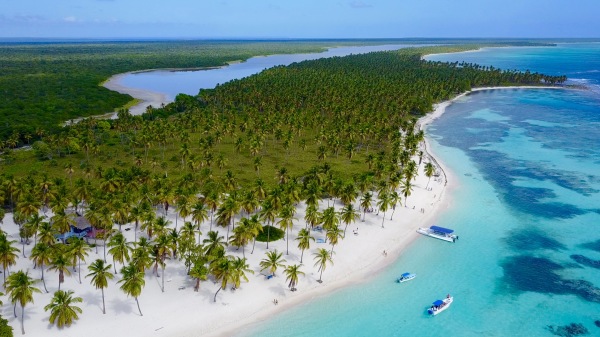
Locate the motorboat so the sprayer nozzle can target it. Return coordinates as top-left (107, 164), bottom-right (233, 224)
top-left (417, 226), bottom-right (458, 243)
top-left (427, 296), bottom-right (453, 315)
top-left (396, 272), bottom-right (416, 283)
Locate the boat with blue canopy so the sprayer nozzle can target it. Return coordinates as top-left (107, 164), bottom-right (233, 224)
top-left (416, 226), bottom-right (459, 242)
top-left (427, 295), bottom-right (453, 315)
top-left (396, 272), bottom-right (416, 283)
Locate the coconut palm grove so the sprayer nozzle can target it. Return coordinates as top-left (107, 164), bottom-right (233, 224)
top-left (0, 42), bottom-right (566, 335)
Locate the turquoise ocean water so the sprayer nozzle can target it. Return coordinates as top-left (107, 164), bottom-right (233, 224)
top-left (240, 44), bottom-right (600, 336)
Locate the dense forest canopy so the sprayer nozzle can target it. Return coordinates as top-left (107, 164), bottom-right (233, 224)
top-left (0, 39), bottom-right (557, 144)
top-left (0, 39), bottom-right (390, 142)
top-left (1, 45), bottom-right (566, 193)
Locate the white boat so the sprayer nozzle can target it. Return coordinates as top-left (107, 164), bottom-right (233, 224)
top-left (396, 272), bottom-right (416, 283)
top-left (417, 226), bottom-right (458, 243)
top-left (427, 296), bottom-right (453, 315)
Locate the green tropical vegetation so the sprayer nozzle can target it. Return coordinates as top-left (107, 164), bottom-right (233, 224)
top-left (0, 41), bottom-right (567, 333)
top-left (44, 290), bottom-right (83, 328)
top-left (0, 39), bottom-right (421, 143)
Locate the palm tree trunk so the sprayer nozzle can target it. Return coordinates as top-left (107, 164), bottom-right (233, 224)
top-left (381, 211), bottom-right (386, 228)
top-left (319, 269), bottom-right (324, 282)
top-left (101, 288), bottom-right (106, 314)
top-left (194, 279), bottom-right (200, 292)
top-left (78, 258), bottom-right (82, 284)
top-left (13, 302), bottom-right (17, 317)
top-left (21, 305), bottom-right (25, 335)
top-left (286, 228), bottom-right (289, 255)
top-left (161, 264), bottom-right (165, 292)
top-left (266, 223), bottom-right (271, 249)
top-left (135, 297), bottom-right (143, 316)
top-left (362, 210), bottom-right (366, 222)
top-left (41, 264), bottom-right (48, 293)
top-left (300, 249), bottom-right (304, 263)
top-left (213, 286), bottom-right (222, 302)
top-left (251, 238), bottom-right (257, 254)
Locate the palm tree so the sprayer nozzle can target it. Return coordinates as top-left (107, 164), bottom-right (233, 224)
top-left (118, 263), bottom-right (146, 316)
top-left (377, 191), bottom-right (392, 228)
top-left (360, 192), bottom-right (373, 222)
top-left (0, 234), bottom-right (20, 283)
top-left (130, 242), bottom-right (153, 273)
top-left (44, 290), bottom-right (83, 328)
top-left (313, 248), bottom-right (333, 283)
top-left (259, 250), bottom-right (286, 277)
top-left (326, 225), bottom-right (344, 253)
top-left (154, 234), bottom-right (173, 292)
top-left (284, 264), bottom-right (304, 291)
top-left (37, 221), bottom-right (57, 246)
top-left (210, 256), bottom-right (235, 302)
top-left (67, 237), bottom-right (90, 284)
top-left (86, 259), bottom-right (114, 314)
top-left (296, 228), bottom-right (314, 263)
top-left (25, 213), bottom-right (46, 245)
top-left (277, 204), bottom-right (296, 255)
top-left (29, 242), bottom-right (52, 293)
top-left (320, 207), bottom-right (340, 231)
top-left (246, 215), bottom-right (263, 254)
top-left (203, 230), bottom-right (227, 261)
top-left (340, 204), bottom-right (360, 236)
top-left (107, 232), bottom-right (132, 274)
top-left (48, 247), bottom-right (72, 291)
top-left (191, 200), bottom-right (209, 241)
top-left (230, 256), bottom-right (254, 290)
top-left (303, 204), bottom-right (321, 230)
top-left (189, 259), bottom-right (208, 292)
top-left (384, 191), bottom-right (399, 220)
top-left (5, 270), bottom-right (41, 335)
top-left (400, 178), bottom-right (414, 207)
top-left (50, 209), bottom-right (75, 235)
top-left (229, 222), bottom-right (252, 258)
top-left (259, 199), bottom-right (277, 249)
top-left (424, 162), bottom-right (435, 189)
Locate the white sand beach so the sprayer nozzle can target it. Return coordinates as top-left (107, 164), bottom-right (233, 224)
top-left (1, 100), bottom-right (455, 337)
top-left (3, 84), bottom-right (569, 336)
top-left (103, 73), bottom-right (171, 116)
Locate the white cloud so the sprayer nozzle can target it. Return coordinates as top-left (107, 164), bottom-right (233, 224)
top-left (64, 16), bottom-right (78, 22)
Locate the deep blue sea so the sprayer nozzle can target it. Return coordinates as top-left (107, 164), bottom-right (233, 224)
top-left (240, 44), bottom-right (600, 336)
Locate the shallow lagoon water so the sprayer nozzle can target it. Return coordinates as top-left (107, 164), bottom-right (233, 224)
top-left (240, 45), bottom-right (600, 337)
top-left (119, 44), bottom-right (416, 101)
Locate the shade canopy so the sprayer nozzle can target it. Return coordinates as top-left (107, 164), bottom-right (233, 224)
top-left (433, 300), bottom-right (444, 306)
top-left (401, 273), bottom-right (411, 277)
top-left (430, 226), bottom-right (454, 234)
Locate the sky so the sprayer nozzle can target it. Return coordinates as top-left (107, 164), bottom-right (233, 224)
top-left (1, 0), bottom-right (599, 39)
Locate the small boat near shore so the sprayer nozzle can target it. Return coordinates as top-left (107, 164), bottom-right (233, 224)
top-left (427, 296), bottom-right (453, 315)
top-left (417, 226), bottom-right (458, 242)
top-left (396, 272), bottom-right (416, 283)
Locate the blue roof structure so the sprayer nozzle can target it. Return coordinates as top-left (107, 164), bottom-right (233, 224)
top-left (433, 300), bottom-right (444, 306)
top-left (430, 226), bottom-right (454, 234)
top-left (401, 272), bottom-right (411, 277)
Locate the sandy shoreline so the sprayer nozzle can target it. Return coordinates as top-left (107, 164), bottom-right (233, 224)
top-left (0, 110), bottom-right (452, 337)
top-left (3, 84), bottom-right (570, 337)
top-left (102, 73), bottom-right (171, 116)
